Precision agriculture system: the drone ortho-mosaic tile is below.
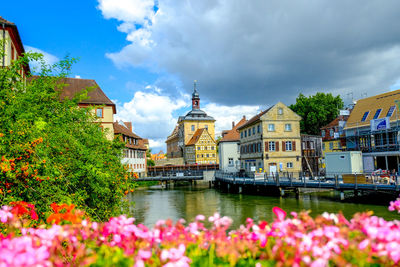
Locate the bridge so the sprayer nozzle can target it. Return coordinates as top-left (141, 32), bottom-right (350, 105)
top-left (214, 171), bottom-right (400, 199)
top-left (138, 164), bottom-right (219, 183)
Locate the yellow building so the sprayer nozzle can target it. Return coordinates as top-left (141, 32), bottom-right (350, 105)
top-left (238, 102), bottom-right (302, 174)
top-left (0, 16), bottom-right (30, 78)
top-left (166, 82), bottom-right (216, 164)
top-left (320, 116), bottom-right (348, 158)
top-left (185, 128), bottom-right (217, 164)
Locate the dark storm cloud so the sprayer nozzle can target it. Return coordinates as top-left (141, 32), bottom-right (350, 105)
top-left (105, 0), bottom-right (400, 105)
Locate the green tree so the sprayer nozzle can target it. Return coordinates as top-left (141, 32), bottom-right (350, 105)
top-left (289, 93), bottom-right (344, 135)
top-left (0, 53), bottom-right (133, 221)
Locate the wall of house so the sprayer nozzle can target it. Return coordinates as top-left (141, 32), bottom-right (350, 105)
top-left (193, 132), bottom-right (217, 164)
top-left (219, 141), bottom-right (240, 172)
top-left (122, 149), bottom-right (146, 177)
top-left (0, 31), bottom-right (13, 67)
top-left (181, 120), bottom-right (215, 145)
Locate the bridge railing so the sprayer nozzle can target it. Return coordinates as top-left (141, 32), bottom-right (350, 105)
top-left (215, 170), bottom-right (400, 190)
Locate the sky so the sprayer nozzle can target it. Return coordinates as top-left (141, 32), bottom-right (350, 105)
top-left (3, 0), bottom-right (400, 153)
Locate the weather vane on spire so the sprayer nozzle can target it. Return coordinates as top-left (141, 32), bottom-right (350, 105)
top-left (194, 80), bottom-right (197, 93)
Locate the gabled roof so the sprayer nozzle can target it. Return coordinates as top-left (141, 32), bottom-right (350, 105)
top-left (220, 117), bottom-right (248, 142)
top-left (0, 16), bottom-right (15, 25)
top-left (113, 122), bottom-right (147, 150)
top-left (344, 89), bottom-right (400, 130)
top-left (320, 115), bottom-right (349, 130)
top-left (0, 16), bottom-right (30, 74)
top-left (166, 125), bottom-right (179, 142)
top-left (186, 128), bottom-right (216, 146)
top-left (237, 107), bottom-right (273, 130)
top-left (29, 76), bottom-right (117, 114)
top-left (186, 128), bottom-right (206, 146)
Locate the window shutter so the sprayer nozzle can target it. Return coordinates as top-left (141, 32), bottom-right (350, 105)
top-left (293, 141), bottom-right (296, 151)
top-left (282, 141), bottom-right (286, 151)
top-left (276, 141), bottom-right (279, 151)
top-left (265, 142), bottom-right (269, 151)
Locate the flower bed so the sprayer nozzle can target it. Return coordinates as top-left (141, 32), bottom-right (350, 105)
top-left (1, 200), bottom-right (400, 266)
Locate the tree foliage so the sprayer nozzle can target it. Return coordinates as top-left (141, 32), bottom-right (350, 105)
top-left (0, 53), bottom-right (133, 221)
top-left (289, 93), bottom-right (344, 135)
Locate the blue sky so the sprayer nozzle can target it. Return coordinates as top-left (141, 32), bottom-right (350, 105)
top-left (4, 0), bottom-right (400, 152)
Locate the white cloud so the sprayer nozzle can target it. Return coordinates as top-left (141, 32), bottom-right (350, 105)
top-left (25, 45), bottom-right (59, 71)
top-left (202, 103), bottom-right (260, 136)
top-left (97, 0), bottom-right (154, 24)
top-left (115, 85), bottom-right (190, 152)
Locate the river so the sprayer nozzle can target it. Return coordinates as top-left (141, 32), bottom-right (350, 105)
top-left (127, 184), bottom-right (399, 229)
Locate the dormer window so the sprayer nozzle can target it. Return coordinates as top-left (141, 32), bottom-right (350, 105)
top-left (361, 111), bottom-right (369, 122)
top-left (387, 106), bottom-right (395, 117)
top-left (373, 109), bottom-right (382, 119)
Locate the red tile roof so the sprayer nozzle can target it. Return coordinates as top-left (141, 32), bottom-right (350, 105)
top-left (186, 128), bottom-right (206, 146)
top-left (29, 76), bottom-right (116, 113)
top-left (237, 107), bottom-right (272, 130)
top-left (113, 122), bottom-right (147, 150)
top-left (220, 117), bottom-right (248, 142)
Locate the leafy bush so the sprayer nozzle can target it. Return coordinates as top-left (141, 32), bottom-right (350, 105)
top-left (0, 53), bottom-right (133, 220)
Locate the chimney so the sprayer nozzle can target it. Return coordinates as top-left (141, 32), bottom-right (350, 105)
top-left (242, 115), bottom-right (246, 120)
top-left (232, 121), bottom-right (235, 128)
top-left (123, 121), bottom-right (133, 131)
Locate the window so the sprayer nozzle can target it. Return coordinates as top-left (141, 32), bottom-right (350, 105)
top-left (268, 124), bottom-right (275, 131)
top-left (387, 106), bottom-right (395, 117)
top-left (285, 124), bottom-right (292, 131)
top-left (321, 130), bottom-right (325, 137)
top-left (197, 147), bottom-right (200, 150)
top-left (211, 146), bottom-right (214, 150)
top-left (248, 129), bottom-right (251, 136)
top-left (310, 141), bottom-right (314, 149)
top-left (245, 163), bottom-right (247, 169)
top-left (329, 142), bottom-right (333, 150)
top-left (241, 132), bottom-right (243, 138)
top-left (228, 158), bottom-right (234, 166)
top-left (285, 141), bottom-right (292, 151)
top-left (197, 154), bottom-right (200, 158)
top-left (201, 154), bottom-right (204, 158)
top-left (330, 129), bottom-right (334, 137)
top-left (96, 108), bottom-right (103, 118)
top-left (207, 154), bottom-right (209, 158)
top-left (191, 125), bottom-right (195, 131)
top-left (252, 127), bottom-right (255, 134)
top-left (269, 141), bottom-right (275, 151)
top-left (287, 162), bottom-right (293, 168)
top-left (205, 125), bottom-right (208, 130)
top-left (278, 108), bottom-right (283, 115)
top-left (258, 143), bottom-right (261, 152)
top-left (245, 130), bottom-right (247, 137)
top-left (322, 143), bottom-right (325, 150)
top-left (361, 111), bottom-right (369, 122)
top-left (373, 109), bottom-right (382, 119)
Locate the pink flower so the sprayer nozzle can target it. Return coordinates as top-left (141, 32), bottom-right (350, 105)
top-left (272, 207), bottom-right (286, 221)
top-left (0, 206), bottom-right (13, 223)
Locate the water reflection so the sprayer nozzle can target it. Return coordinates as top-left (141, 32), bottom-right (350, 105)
top-left (128, 184), bottom-right (397, 229)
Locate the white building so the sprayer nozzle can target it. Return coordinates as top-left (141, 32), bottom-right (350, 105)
top-left (218, 117), bottom-right (247, 172)
top-left (113, 121), bottom-right (147, 178)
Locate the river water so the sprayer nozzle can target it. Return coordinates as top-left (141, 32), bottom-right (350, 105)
top-left (127, 184), bottom-right (399, 229)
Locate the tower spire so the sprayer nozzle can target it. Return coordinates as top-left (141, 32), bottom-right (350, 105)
top-left (192, 80), bottom-right (200, 110)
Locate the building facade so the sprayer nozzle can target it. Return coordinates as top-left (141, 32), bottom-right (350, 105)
top-left (238, 102), bottom-right (302, 174)
top-left (301, 134), bottom-right (323, 174)
top-left (0, 16), bottom-right (30, 78)
top-left (166, 82), bottom-right (216, 164)
top-left (185, 128), bottom-right (217, 164)
top-left (58, 77), bottom-right (116, 140)
top-left (343, 90), bottom-right (400, 172)
top-left (320, 114), bottom-right (349, 158)
top-left (218, 117), bottom-right (247, 172)
top-left (113, 121), bottom-right (147, 177)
